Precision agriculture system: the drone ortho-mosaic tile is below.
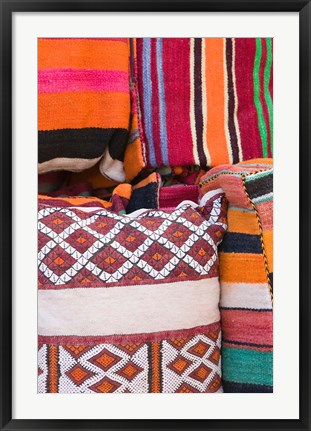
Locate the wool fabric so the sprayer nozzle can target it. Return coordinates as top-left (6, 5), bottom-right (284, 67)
top-left (38, 38), bottom-right (131, 181)
top-left (38, 191), bottom-right (227, 393)
top-left (136, 38), bottom-right (273, 168)
top-left (200, 159), bottom-right (273, 392)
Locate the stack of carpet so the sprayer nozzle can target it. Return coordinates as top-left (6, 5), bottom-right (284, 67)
top-left (38, 37), bottom-right (273, 393)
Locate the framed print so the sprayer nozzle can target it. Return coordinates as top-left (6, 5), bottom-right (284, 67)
top-left (1, 0), bottom-right (310, 430)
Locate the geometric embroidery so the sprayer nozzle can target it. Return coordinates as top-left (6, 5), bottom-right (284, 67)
top-left (38, 193), bottom-right (226, 394)
top-left (38, 197), bottom-right (226, 288)
top-left (38, 325), bottom-right (222, 393)
top-left (161, 330), bottom-right (222, 393)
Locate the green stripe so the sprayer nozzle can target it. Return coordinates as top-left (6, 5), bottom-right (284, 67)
top-left (264, 38), bottom-right (273, 154)
top-left (222, 346), bottom-right (273, 386)
top-left (253, 193), bottom-right (273, 204)
top-left (244, 169), bottom-right (273, 182)
top-left (253, 38), bottom-right (268, 158)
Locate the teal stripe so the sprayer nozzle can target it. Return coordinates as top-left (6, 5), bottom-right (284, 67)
top-left (253, 193), bottom-right (273, 204)
top-left (222, 346), bottom-right (273, 386)
top-left (245, 170), bottom-right (273, 182)
top-left (264, 38), bottom-right (273, 154)
top-left (253, 38), bottom-right (269, 158)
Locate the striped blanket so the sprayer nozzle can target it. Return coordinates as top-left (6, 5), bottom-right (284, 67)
top-left (200, 159), bottom-right (273, 392)
top-left (136, 38), bottom-right (273, 168)
top-left (38, 38), bottom-right (131, 181)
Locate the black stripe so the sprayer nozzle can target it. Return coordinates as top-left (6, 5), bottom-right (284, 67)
top-left (226, 38), bottom-right (240, 164)
top-left (223, 339), bottom-right (273, 349)
top-left (219, 231), bottom-right (263, 254)
top-left (220, 307), bottom-right (272, 312)
top-left (223, 381), bottom-right (273, 393)
top-left (38, 128), bottom-right (128, 163)
top-left (126, 182), bottom-right (159, 213)
top-left (245, 173), bottom-right (273, 199)
top-left (194, 38), bottom-right (207, 166)
top-left (108, 129), bottom-right (130, 161)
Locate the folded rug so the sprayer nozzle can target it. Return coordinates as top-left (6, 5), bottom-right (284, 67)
top-left (38, 38), bottom-right (131, 181)
top-left (38, 189), bottom-right (227, 393)
top-left (136, 38), bottom-right (273, 168)
top-left (200, 159), bottom-right (273, 392)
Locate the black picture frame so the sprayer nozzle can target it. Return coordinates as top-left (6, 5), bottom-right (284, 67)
top-left (1, 0), bottom-right (310, 430)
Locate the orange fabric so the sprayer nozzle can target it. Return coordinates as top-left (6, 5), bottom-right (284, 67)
top-left (113, 183), bottom-right (132, 199)
top-left (262, 230), bottom-right (273, 271)
top-left (124, 138), bottom-right (145, 182)
top-left (38, 39), bottom-right (129, 71)
top-left (204, 39), bottom-right (230, 165)
top-left (227, 209), bottom-right (259, 234)
top-left (219, 252), bottom-right (267, 283)
top-left (39, 92), bottom-right (130, 131)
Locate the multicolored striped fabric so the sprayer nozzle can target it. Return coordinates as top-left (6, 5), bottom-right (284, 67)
top-left (136, 38), bottom-right (273, 168)
top-left (123, 39), bottom-right (147, 182)
top-left (38, 38), bottom-right (131, 181)
top-left (200, 159), bottom-right (273, 392)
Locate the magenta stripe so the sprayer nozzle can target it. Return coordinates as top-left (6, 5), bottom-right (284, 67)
top-left (38, 69), bottom-right (129, 93)
top-left (40, 38), bottom-right (128, 42)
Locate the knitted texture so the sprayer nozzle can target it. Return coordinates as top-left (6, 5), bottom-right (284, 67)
top-left (38, 38), bottom-right (131, 181)
top-left (200, 159), bottom-right (273, 392)
top-left (136, 38), bottom-right (273, 168)
top-left (123, 38), bottom-right (147, 181)
top-left (38, 192), bottom-right (227, 393)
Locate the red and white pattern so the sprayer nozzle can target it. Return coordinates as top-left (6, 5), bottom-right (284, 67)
top-left (162, 331), bottom-right (222, 393)
top-left (38, 192), bottom-right (227, 393)
top-left (38, 195), bottom-right (226, 288)
top-left (38, 325), bottom-right (222, 393)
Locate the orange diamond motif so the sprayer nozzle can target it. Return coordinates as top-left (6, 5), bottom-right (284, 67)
top-left (126, 236), bottom-right (136, 242)
top-left (53, 218), bottom-right (63, 225)
top-left (66, 364), bottom-right (93, 385)
top-left (105, 256), bottom-right (116, 264)
top-left (88, 349), bottom-right (121, 371)
top-left (117, 361), bottom-right (143, 381)
top-left (209, 347), bottom-right (221, 364)
top-left (76, 237), bottom-right (87, 244)
top-left (198, 248), bottom-right (206, 256)
top-left (152, 252), bottom-right (162, 261)
top-left (173, 231), bottom-right (183, 238)
top-left (54, 257), bottom-right (64, 265)
top-left (90, 377), bottom-right (121, 393)
top-left (189, 364), bottom-right (212, 383)
top-left (168, 356), bottom-right (192, 376)
top-left (188, 340), bottom-right (210, 358)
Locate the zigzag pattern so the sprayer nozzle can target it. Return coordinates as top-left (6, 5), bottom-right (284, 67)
top-left (38, 197), bottom-right (226, 287)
